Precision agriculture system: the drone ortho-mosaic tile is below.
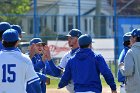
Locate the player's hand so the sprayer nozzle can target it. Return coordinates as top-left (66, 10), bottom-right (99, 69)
top-left (119, 62), bottom-right (124, 70)
top-left (57, 87), bottom-right (61, 89)
top-left (112, 90), bottom-right (117, 93)
top-left (42, 45), bottom-right (51, 62)
top-left (46, 77), bottom-right (50, 85)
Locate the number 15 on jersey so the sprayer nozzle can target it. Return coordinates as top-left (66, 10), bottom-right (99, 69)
top-left (2, 64), bottom-right (16, 83)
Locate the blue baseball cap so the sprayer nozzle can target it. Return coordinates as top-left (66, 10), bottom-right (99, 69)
top-left (0, 22), bottom-right (11, 32)
top-left (30, 38), bottom-right (42, 46)
top-left (131, 29), bottom-right (140, 37)
top-left (66, 29), bottom-right (82, 38)
top-left (11, 25), bottom-right (25, 35)
top-left (78, 34), bottom-right (93, 46)
top-left (2, 29), bottom-right (20, 42)
top-left (123, 32), bottom-right (131, 42)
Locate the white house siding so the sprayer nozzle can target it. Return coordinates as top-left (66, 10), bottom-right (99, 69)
top-left (22, 0), bottom-right (113, 38)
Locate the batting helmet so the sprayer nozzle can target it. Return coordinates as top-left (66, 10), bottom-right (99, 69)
top-left (131, 29), bottom-right (140, 37)
top-left (0, 22), bottom-right (11, 32)
top-left (78, 34), bottom-right (92, 46)
top-left (123, 32), bottom-right (131, 42)
top-left (30, 38), bottom-right (43, 46)
top-left (2, 29), bottom-right (20, 42)
top-left (11, 25), bottom-right (25, 35)
top-left (66, 29), bottom-right (82, 38)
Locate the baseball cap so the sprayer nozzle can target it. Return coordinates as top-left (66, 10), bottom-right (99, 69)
top-left (0, 22), bottom-right (11, 32)
top-left (30, 38), bottom-right (42, 46)
top-left (131, 29), bottom-right (140, 37)
top-left (2, 29), bottom-right (20, 42)
top-left (123, 32), bottom-right (131, 42)
top-left (78, 34), bottom-right (93, 46)
top-left (66, 29), bottom-right (82, 38)
top-left (11, 25), bottom-right (25, 35)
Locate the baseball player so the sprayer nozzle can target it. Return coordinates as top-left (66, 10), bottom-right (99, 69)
top-left (0, 29), bottom-right (41, 93)
top-left (58, 34), bottom-right (117, 93)
top-left (119, 29), bottom-right (140, 93)
top-left (11, 24), bottom-right (25, 38)
top-left (27, 38), bottom-right (54, 93)
top-left (117, 32), bottom-right (131, 93)
top-left (0, 22), bottom-right (11, 50)
top-left (47, 29), bottom-right (82, 93)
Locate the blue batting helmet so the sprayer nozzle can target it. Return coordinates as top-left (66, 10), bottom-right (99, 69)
top-left (78, 34), bottom-right (92, 46)
top-left (0, 22), bottom-right (11, 32)
top-left (131, 29), bottom-right (140, 37)
top-left (66, 29), bottom-right (82, 38)
top-left (11, 25), bottom-right (25, 35)
top-left (123, 32), bottom-right (131, 42)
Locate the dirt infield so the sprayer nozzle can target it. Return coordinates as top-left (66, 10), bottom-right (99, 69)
top-left (47, 87), bottom-right (120, 93)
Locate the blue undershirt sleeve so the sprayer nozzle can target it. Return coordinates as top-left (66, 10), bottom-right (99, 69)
top-left (58, 61), bottom-right (71, 88)
top-left (48, 59), bottom-right (61, 77)
top-left (27, 80), bottom-right (42, 93)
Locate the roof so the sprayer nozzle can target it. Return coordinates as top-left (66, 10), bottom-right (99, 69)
top-left (32, 0), bottom-right (60, 7)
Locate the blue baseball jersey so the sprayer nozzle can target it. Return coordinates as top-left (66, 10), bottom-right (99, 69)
top-left (118, 46), bottom-right (130, 83)
top-left (0, 48), bottom-right (39, 93)
top-left (0, 41), bottom-right (3, 51)
top-left (58, 48), bottom-right (116, 93)
top-left (29, 53), bottom-right (54, 93)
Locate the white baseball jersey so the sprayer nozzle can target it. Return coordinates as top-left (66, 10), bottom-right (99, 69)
top-left (58, 51), bottom-right (71, 69)
top-left (58, 50), bottom-right (75, 93)
top-left (0, 49), bottom-right (39, 93)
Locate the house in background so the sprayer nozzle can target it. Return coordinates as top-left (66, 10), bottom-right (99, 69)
top-left (22, 0), bottom-right (113, 40)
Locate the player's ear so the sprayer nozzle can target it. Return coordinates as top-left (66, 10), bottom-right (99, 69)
top-left (15, 40), bottom-right (20, 47)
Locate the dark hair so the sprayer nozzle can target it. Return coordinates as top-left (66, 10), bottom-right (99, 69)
top-left (2, 40), bottom-right (18, 48)
top-left (0, 31), bottom-right (5, 41)
top-left (136, 37), bottom-right (140, 42)
top-left (123, 41), bottom-right (130, 47)
top-left (80, 44), bottom-right (90, 48)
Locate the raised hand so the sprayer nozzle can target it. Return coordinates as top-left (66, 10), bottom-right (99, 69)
top-left (42, 45), bottom-right (51, 62)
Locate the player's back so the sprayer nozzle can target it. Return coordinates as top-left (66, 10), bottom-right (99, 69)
top-left (0, 50), bottom-right (31, 93)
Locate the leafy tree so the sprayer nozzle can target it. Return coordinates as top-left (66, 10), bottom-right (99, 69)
top-left (0, 0), bottom-right (31, 24)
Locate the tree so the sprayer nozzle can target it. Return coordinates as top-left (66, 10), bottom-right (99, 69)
top-left (0, 0), bottom-right (31, 24)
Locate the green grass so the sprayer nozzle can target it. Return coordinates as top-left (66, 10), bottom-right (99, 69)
top-left (47, 76), bottom-right (120, 89)
top-left (47, 77), bottom-right (60, 88)
top-left (101, 77), bottom-right (120, 87)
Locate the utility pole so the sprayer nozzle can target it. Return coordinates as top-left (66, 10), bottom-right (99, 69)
top-left (114, 0), bottom-right (117, 78)
top-left (95, 0), bottom-right (101, 37)
top-left (78, 0), bottom-right (81, 30)
top-left (33, 0), bottom-right (37, 37)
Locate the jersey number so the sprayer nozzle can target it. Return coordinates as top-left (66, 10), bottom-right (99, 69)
top-left (2, 64), bottom-right (16, 82)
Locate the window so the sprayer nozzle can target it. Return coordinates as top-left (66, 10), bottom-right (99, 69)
top-left (101, 16), bottom-right (106, 36)
top-left (29, 18), bottom-right (33, 34)
top-left (63, 16), bottom-right (66, 32)
top-left (44, 16), bottom-right (47, 27)
top-left (54, 16), bottom-right (57, 32)
top-left (84, 18), bottom-right (88, 32)
top-left (68, 16), bottom-right (73, 31)
top-left (39, 17), bottom-right (42, 33)
top-left (75, 16), bottom-right (78, 29)
top-left (63, 16), bottom-right (77, 32)
top-left (51, 16), bottom-right (57, 32)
